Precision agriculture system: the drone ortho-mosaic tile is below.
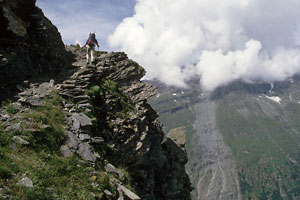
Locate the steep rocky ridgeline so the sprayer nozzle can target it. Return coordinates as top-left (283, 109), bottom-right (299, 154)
top-left (60, 46), bottom-right (192, 199)
top-left (0, 44), bottom-right (191, 199)
top-left (0, 0), bottom-right (69, 101)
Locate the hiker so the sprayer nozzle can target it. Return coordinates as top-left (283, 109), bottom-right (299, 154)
top-left (82, 33), bottom-right (100, 64)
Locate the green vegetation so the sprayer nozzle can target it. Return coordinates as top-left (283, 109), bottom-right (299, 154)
top-left (0, 91), bottom-right (132, 199)
top-left (22, 92), bottom-right (65, 152)
top-left (148, 91), bottom-right (195, 133)
top-left (6, 104), bottom-right (19, 115)
top-left (0, 148), bottom-right (121, 199)
top-left (0, 126), bottom-right (10, 146)
top-left (0, 125), bottom-right (18, 181)
top-left (86, 79), bottom-right (135, 149)
top-left (1, 101), bottom-right (19, 114)
top-left (159, 109), bottom-right (194, 133)
top-left (216, 100), bottom-right (300, 199)
top-left (86, 79), bottom-right (134, 119)
top-left (85, 80), bottom-right (138, 164)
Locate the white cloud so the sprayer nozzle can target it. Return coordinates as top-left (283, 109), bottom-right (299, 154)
top-left (197, 40), bottom-right (300, 90)
top-left (109, 0), bottom-right (300, 90)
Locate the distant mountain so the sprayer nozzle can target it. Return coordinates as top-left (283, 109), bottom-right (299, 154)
top-left (148, 77), bottom-right (300, 200)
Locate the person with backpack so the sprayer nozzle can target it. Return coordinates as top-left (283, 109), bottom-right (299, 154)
top-left (82, 33), bottom-right (100, 64)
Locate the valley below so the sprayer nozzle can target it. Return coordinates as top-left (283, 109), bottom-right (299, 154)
top-left (148, 78), bottom-right (300, 200)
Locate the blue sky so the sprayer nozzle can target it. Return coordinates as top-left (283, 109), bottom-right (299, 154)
top-left (36, 0), bottom-right (136, 50)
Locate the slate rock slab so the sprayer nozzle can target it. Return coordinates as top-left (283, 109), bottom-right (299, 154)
top-left (17, 177), bottom-right (33, 188)
top-left (65, 131), bottom-right (80, 149)
top-left (79, 134), bottom-right (91, 141)
top-left (117, 184), bottom-right (141, 200)
top-left (72, 113), bottom-right (92, 130)
top-left (12, 136), bottom-right (29, 145)
top-left (60, 145), bottom-right (73, 157)
top-left (5, 123), bottom-right (22, 133)
top-left (77, 143), bottom-right (96, 162)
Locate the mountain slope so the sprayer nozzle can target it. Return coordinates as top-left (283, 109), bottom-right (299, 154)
top-left (149, 78), bottom-right (300, 200)
top-left (215, 80), bottom-right (300, 199)
top-left (148, 81), bottom-right (241, 199)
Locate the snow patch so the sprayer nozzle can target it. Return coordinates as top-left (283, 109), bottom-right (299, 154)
top-left (172, 93), bottom-right (177, 96)
top-left (266, 96), bottom-right (281, 104)
top-left (269, 82), bottom-right (274, 93)
top-left (243, 150), bottom-right (250, 154)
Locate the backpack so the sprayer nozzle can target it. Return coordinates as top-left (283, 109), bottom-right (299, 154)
top-left (87, 39), bottom-right (94, 45)
top-left (87, 33), bottom-right (96, 46)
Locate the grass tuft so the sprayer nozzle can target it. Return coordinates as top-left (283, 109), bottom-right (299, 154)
top-left (1, 101), bottom-right (19, 115)
top-left (22, 92), bottom-right (66, 152)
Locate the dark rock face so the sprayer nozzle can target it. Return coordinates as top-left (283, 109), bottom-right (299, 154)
top-left (0, 0), bottom-right (68, 100)
top-left (161, 139), bottom-right (191, 199)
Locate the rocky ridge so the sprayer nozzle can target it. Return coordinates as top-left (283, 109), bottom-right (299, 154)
top-left (60, 46), bottom-right (192, 199)
top-left (0, 45), bottom-right (191, 199)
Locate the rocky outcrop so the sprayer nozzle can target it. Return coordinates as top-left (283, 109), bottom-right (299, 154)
top-left (61, 46), bottom-right (191, 199)
top-left (0, 45), bottom-right (191, 199)
top-left (0, 0), bottom-right (69, 100)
